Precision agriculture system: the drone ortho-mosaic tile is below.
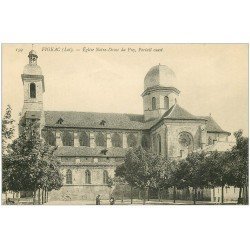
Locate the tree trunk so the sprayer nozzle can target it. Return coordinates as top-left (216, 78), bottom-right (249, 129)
top-left (138, 190), bottom-right (141, 200)
top-left (143, 187), bottom-right (146, 205)
top-left (193, 188), bottom-right (197, 205)
top-left (44, 187), bottom-right (47, 204)
top-left (42, 189), bottom-right (44, 204)
top-left (5, 192), bottom-right (8, 204)
top-left (245, 185), bottom-right (248, 205)
top-left (222, 186), bottom-right (225, 204)
top-left (33, 190), bottom-right (36, 205)
top-left (158, 189), bottom-right (161, 202)
top-left (121, 187), bottom-right (124, 203)
top-left (147, 187), bottom-right (150, 201)
top-left (16, 192), bottom-right (20, 204)
top-left (38, 188), bottom-right (41, 205)
top-left (109, 188), bottom-right (112, 199)
top-left (173, 186), bottom-right (176, 203)
top-left (130, 186), bottom-right (133, 204)
top-left (46, 191), bottom-right (49, 203)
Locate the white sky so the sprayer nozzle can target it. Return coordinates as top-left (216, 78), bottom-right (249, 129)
top-left (2, 44), bottom-right (248, 139)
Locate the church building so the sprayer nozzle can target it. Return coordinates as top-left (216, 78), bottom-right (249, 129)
top-left (19, 50), bottom-right (231, 200)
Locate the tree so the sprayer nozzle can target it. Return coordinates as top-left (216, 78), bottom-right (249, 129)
top-left (112, 176), bottom-right (127, 203)
top-left (106, 175), bottom-right (114, 199)
top-left (171, 159), bottom-right (190, 203)
top-left (229, 130), bottom-right (248, 204)
top-left (115, 146), bottom-right (152, 204)
top-left (205, 151), bottom-right (233, 204)
top-left (4, 121), bottom-right (63, 204)
top-left (2, 105), bottom-right (15, 154)
top-left (173, 152), bottom-right (208, 204)
top-left (2, 105), bottom-right (15, 203)
top-left (148, 154), bottom-right (176, 202)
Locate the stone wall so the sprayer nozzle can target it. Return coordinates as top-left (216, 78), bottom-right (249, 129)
top-left (22, 79), bottom-right (44, 116)
top-left (165, 120), bottom-right (206, 158)
top-left (49, 165), bottom-right (116, 200)
top-left (207, 132), bottom-right (228, 145)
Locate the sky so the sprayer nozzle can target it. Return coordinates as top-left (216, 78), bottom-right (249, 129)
top-left (2, 43), bottom-right (248, 140)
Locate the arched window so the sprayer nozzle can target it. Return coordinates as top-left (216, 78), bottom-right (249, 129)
top-left (153, 134), bottom-right (157, 152)
top-left (152, 97), bottom-right (156, 110)
top-left (178, 131), bottom-right (194, 154)
top-left (111, 133), bottom-right (122, 147)
top-left (157, 134), bottom-right (161, 154)
top-left (62, 131), bottom-right (74, 146)
top-left (96, 132), bottom-right (107, 147)
top-left (30, 83), bottom-right (36, 98)
top-left (127, 133), bottom-right (137, 147)
top-left (141, 134), bottom-right (150, 150)
top-left (164, 96), bottom-right (169, 110)
top-left (44, 130), bottom-right (56, 146)
top-left (66, 169), bottom-right (72, 184)
top-left (85, 170), bottom-right (91, 184)
top-left (79, 131), bottom-right (90, 147)
top-left (103, 170), bottom-right (108, 184)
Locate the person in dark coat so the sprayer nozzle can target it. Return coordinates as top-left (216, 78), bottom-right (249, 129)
top-left (109, 195), bottom-right (115, 205)
top-left (96, 194), bottom-right (101, 205)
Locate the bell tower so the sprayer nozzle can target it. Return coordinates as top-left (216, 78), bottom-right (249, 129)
top-left (142, 64), bottom-right (180, 121)
top-left (21, 50), bottom-right (45, 117)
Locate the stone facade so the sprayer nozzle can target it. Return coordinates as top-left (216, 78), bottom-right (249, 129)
top-left (19, 51), bottom-right (231, 201)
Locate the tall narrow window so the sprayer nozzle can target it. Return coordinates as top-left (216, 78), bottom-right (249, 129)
top-left (103, 170), bottom-right (108, 184)
top-left (157, 134), bottom-right (161, 154)
top-left (111, 133), bottom-right (122, 147)
top-left (152, 97), bottom-right (156, 110)
top-left (153, 134), bottom-right (157, 152)
top-left (164, 96), bottom-right (169, 110)
top-left (79, 131), bottom-right (90, 147)
top-left (62, 131), bottom-right (74, 146)
top-left (30, 83), bottom-right (36, 98)
top-left (96, 132), bottom-right (107, 147)
top-left (66, 169), bottom-right (72, 184)
top-left (85, 170), bottom-right (91, 184)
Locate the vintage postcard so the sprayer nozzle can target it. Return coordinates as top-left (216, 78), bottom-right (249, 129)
top-left (1, 43), bottom-right (248, 205)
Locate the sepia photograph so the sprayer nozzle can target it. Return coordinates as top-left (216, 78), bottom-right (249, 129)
top-left (1, 43), bottom-right (248, 205)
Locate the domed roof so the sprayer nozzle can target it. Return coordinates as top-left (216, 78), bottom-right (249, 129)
top-left (23, 64), bottom-right (42, 75)
top-left (28, 50), bottom-right (38, 57)
top-left (144, 64), bottom-right (176, 90)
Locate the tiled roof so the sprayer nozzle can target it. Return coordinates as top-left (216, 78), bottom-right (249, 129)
top-left (162, 104), bottom-right (205, 121)
top-left (44, 111), bottom-right (145, 130)
top-left (55, 146), bottom-right (128, 157)
top-left (44, 105), bottom-right (229, 134)
top-left (198, 116), bottom-right (230, 134)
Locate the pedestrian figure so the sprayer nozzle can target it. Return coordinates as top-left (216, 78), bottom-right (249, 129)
top-left (96, 194), bottom-right (101, 205)
top-left (109, 195), bottom-right (115, 205)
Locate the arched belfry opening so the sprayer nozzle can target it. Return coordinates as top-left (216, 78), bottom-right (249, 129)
top-left (164, 96), bottom-right (169, 110)
top-left (30, 83), bottom-right (36, 98)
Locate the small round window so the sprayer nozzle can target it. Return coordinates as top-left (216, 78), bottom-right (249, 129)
top-left (178, 132), bottom-right (193, 147)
